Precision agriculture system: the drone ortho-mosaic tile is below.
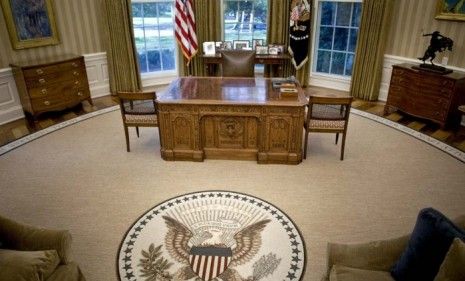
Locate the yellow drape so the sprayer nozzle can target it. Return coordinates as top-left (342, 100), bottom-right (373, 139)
top-left (102, 0), bottom-right (142, 94)
top-left (350, 0), bottom-right (394, 100)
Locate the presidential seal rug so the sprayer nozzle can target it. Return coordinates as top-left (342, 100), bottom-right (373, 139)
top-left (118, 191), bottom-right (306, 281)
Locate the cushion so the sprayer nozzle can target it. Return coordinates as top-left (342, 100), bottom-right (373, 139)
top-left (330, 265), bottom-right (394, 281)
top-left (434, 238), bottom-right (465, 281)
top-left (391, 208), bottom-right (465, 281)
top-left (0, 249), bottom-right (60, 281)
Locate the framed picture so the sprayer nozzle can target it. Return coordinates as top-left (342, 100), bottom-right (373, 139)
top-left (223, 41), bottom-right (233, 50)
top-left (203, 41), bottom-right (216, 55)
top-left (0, 0), bottom-right (60, 49)
top-left (252, 39), bottom-right (264, 50)
top-left (256, 46), bottom-right (268, 55)
top-left (233, 40), bottom-right (250, 50)
top-left (269, 44), bottom-right (285, 54)
top-left (268, 46), bottom-right (279, 55)
top-left (436, 0), bottom-right (465, 21)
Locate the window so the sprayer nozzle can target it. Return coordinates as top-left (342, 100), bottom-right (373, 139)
top-left (222, 0), bottom-right (268, 44)
top-left (132, 0), bottom-right (176, 74)
top-left (313, 1), bottom-right (361, 76)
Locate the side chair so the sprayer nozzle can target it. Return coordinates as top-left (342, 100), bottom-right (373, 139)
top-left (221, 50), bottom-right (255, 77)
top-left (304, 95), bottom-right (353, 160)
top-left (117, 91), bottom-right (158, 152)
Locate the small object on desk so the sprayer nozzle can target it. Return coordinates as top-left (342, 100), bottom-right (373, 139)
top-left (280, 87), bottom-right (298, 97)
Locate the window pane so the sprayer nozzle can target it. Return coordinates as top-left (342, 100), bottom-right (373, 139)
top-left (330, 52), bottom-right (345, 75)
top-left (348, 28), bottom-right (358, 52)
top-left (333, 28), bottom-right (348, 51)
top-left (138, 52), bottom-right (148, 73)
top-left (148, 50), bottom-right (161, 72)
top-left (143, 3), bottom-right (157, 17)
top-left (132, 3), bottom-right (142, 17)
top-left (319, 26), bottom-right (333, 50)
top-left (351, 3), bottom-right (362, 27)
top-left (345, 53), bottom-right (354, 76)
top-left (321, 2), bottom-right (335, 25)
top-left (162, 49), bottom-right (176, 70)
top-left (317, 50), bottom-right (331, 73)
top-left (336, 2), bottom-right (351, 26)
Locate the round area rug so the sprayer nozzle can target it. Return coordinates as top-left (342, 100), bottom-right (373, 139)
top-left (118, 191), bottom-right (306, 281)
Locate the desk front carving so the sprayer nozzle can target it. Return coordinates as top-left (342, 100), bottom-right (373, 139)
top-left (158, 77), bottom-right (306, 164)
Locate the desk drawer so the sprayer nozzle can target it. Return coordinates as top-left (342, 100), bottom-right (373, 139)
top-left (25, 70), bottom-right (86, 88)
top-left (23, 59), bottom-right (84, 78)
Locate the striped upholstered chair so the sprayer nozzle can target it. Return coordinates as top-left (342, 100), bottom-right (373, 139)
top-left (303, 95), bottom-right (353, 160)
top-left (117, 91), bottom-right (158, 152)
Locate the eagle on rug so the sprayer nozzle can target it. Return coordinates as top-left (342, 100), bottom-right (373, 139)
top-left (162, 215), bottom-right (274, 281)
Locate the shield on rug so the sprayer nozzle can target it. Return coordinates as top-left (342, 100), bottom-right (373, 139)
top-left (118, 191), bottom-right (306, 281)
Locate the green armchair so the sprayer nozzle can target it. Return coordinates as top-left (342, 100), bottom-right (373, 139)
top-left (0, 215), bottom-right (85, 281)
top-left (323, 215), bottom-right (465, 281)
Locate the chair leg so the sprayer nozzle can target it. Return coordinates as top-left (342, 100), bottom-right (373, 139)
top-left (340, 133), bottom-right (347, 161)
top-left (124, 125), bottom-right (130, 152)
top-left (136, 126), bottom-right (139, 137)
top-left (303, 131), bottom-right (309, 159)
top-left (335, 133), bottom-right (339, 144)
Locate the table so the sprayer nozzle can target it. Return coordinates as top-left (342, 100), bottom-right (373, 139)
top-left (202, 53), bottom-right (291, 77)
top-left (157, 77), bottom-right (307, 164)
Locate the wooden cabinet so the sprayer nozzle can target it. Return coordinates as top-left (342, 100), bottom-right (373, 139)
top-left (385, 64), bottom-right (465, 128)
top-left (10, 55), bottom-right (93, 121)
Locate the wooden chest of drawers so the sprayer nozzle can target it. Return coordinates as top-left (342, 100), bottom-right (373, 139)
top-left (385, 64), bottom-right (465, 128)
top-left (10, 55), bottom-right (93, 121)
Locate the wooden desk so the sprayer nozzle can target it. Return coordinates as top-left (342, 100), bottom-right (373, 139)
top-left (202, 53), bottom-right (291, 77)
top-left (158, 77), bottom-right (306, 164)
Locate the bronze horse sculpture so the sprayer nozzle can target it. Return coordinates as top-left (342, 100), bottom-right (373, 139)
top-left (418, 31), bottom-right (454, 65)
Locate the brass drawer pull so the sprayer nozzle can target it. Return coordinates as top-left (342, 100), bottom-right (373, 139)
top-left (39, 78), bottom-right (46, 84)
top-left (77, 91), bottom-right (83, 97)
top-left (44, 101), bottom-right (50, 106)
top-left (36, 69), bottom-right (43, 74)
top-left (73, 71), bottom-right (80, 76)
top-left (74, 80), bottom-right (80, 85)
top-left (41, 89), bottom-right (47, 94)
top-left (72, 62), bottom-right (79, 67)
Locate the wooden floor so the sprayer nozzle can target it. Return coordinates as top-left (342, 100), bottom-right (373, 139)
top-left (1, 88), bottom-right (464, 153)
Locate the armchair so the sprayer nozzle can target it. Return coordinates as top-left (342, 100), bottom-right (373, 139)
top-left (323, 214), bottom-right (465, 281)
top-left (0, 215), bottom-right (85, 281)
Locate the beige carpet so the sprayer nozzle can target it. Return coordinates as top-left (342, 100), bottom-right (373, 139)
top-left (0, 110), bottom-right (464, 281)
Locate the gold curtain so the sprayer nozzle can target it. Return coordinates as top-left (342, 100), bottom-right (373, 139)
top-left (102, 0), bottom-right (142, 94)
top-left (350, 0), bottom-right (394, 100)
top-left (178, 0), bottom-right (221, 77)
top-left (266, 0), bottom-right (312, 86)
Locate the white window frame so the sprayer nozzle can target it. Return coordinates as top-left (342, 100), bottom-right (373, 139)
top-left (309, 0), bottom-right (362, 91)
top-left (132, 0), bottom-right (178, 87)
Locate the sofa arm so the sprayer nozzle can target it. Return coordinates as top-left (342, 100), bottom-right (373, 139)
top-left (0, 215), bottom-right (72, 264)
top-left (325, 235), bottom-right (409, 278)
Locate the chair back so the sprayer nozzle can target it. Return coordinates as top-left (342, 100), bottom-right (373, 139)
top-left (117, 91), bottom-right (158, 117)
top-left (306, 95), bottom-right (353, 130)
top-left (221, 50), bottom-right (255, 77)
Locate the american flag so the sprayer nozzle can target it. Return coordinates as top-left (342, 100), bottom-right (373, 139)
top-left (175, 0), bottom-right (198, 62)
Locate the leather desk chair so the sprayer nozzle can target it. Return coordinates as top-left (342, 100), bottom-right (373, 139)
top-left (221, 50), bottom-right (255, 77)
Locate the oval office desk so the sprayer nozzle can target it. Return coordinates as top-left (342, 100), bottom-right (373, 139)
top-left (157, 77), bottom-right (306, 164)
top-left (201, 53), bottom-right (291, 77)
